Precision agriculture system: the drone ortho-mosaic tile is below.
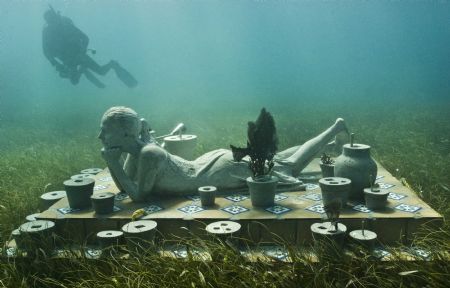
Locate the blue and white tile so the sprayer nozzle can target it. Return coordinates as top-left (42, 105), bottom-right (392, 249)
top-left (352, 204), bottom-right (372, 213)
top-left (178, 205), bottom-right (204, 214)
top-left (57, 207), bottom-right (81, 214)
top-left (94, 184), bottom-right (110, 191)
top-left (373, 248), bottom-right (391, 259)
top-left (225, 194), bottom-right (249, 202)
top-left (409, 247), bottom-right (431, 260)
top-left (375, 175), bottom-right (385, 180)
top-left (98, 176), bottom-right (113, 182)
top-left (305, 204), bottom-right (325, 214)
top-left (221, 205), bottom-right (249, 215)
top-left (377, 182), bottom-right (395, 189)
top-left (6, 247), bottom-right (17, 257)
top-left (395, 204), bottom-right (422, 213)
top-left (265, 205), bottom-right (291, 215)
top-left (305, 183), bottom-right (319, 191)
top-left (301, 193), bottom-right (322, 202)
top-left (274, 194), bottom-right (288, 202)
top-left (144, 205), bottom-right (163, 214)
top-left (388, 192), bottom-right (406, 201)
top-left (186, 195), bottom-right (201, 202)
top-left (262, 246), bottom-right (289, 261)
top-left (114, 192), bottom-right (129, 201)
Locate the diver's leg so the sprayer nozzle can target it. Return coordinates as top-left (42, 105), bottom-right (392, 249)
top-left (282, 118), bottom-right (348, 176)
top-left (69, 66), bottom-right (83, 85)
top-left (81, 55), bottom-right (114, 75)
top-left (83, 69), bottom-right (106, 88)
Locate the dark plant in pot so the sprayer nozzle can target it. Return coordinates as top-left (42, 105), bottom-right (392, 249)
top-left (230, 108), bottom-right (278, 207)
top-left (320, 153), bottom-right (335, 177)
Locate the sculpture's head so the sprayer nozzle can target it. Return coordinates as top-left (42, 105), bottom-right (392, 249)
top-left (99, 106), bottom-right (141, 150)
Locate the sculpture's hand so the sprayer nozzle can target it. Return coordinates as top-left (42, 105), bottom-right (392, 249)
top-left (101, 147), bottom-right (122, 162)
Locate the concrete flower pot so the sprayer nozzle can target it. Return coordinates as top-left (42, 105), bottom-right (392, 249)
top-left (63, 178), bottom-right (95, 209)
top-left (320, 163), bottom-right (335, 178)
top-left (19, 220), bottom-right (55, 256)
top-left (246, 176), bottom-right (278, 207)
top-left (40, 190), bottom-right (66, 211)
top-left (364, 187), bottom-right (389, 210)
top-left (319, 177), bottom-right (351, 207)
top-left (91, 192), bottom-right (115, 214)
top-left (311, 221), bottom-right (347, 260)
top-left (97, 230), bottom-right (123, 255)
top-left (121, 220), bottom-right (157, 254)
top-left (349, 229), bottom-right (378, 251)
top-left (198, 186), bottom-right (216, 207)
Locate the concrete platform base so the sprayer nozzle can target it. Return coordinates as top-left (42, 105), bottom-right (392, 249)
top-left (33, 159), bottom-right (442, 246)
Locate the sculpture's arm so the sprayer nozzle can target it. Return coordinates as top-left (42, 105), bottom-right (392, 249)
top-left (102, 148), bottom-right (142, 201)
top-left (134, 145), bottom-right (167, 198)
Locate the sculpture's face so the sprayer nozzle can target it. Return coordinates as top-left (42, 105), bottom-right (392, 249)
top-left (98, 120), bottom-right (125, 149)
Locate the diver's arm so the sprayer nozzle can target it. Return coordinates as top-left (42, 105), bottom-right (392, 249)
top-left (42, 28), bottom-right (59, 67)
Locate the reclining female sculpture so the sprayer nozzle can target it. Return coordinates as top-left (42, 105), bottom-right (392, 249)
top-left (99, 106), bottom-right (348, 202)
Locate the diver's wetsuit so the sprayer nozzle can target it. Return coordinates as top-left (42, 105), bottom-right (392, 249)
top-left (42, 14), bottom-right (119, 88)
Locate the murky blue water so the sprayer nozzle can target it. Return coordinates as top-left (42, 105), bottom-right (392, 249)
top-left (1, 0), bottom-right (449, 144)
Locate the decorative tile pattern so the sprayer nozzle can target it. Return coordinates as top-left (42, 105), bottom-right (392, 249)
top-left (186, 195), bottom-right (201, 202)
top-left (352, 204), bottom-right (372, 213)
top-left (225, 194), bottom-right (249, 202)
top-left (114, 192), bottom-right (129, 201)
top-left (305, 204), bottom-right (325, 214)
top-left (144, 205), bottom-right (163, 214)
top-left (301, 193), bottom-right (322, 202)
top-left (221, 205), bottom-right (249, 215)
top-left (265, 205), bottom-right (291, 215)
top-left (373, 248), bottom-right (391, 259)
top-left (262, 246), bottom-right (289, 260)
top-left (409, 247), bottom-right (431, 259)
top-left (395, 204), bottom-right (422, 213)
top-left (305, 183), bottom-right (319, 191)
top-left (388, 192), bottom-right (407, 201)
top-left (377, 182), bottom-right (395, 189)
top-left (58, 207), bottom-right (81, 214)
top-left (178, 205), bottom-right (204, 214)
top-left (274, 194), bottom-right (288, 202)
top-left (99, 176), bottom-right (113, 182)
top-left (172, 247), bottom-right (188, 258)
top-left (85, 248), bottom-right (101, 259)
top-left (6, 247), bottom-right (16, 257)
top-left (94, 184), bottom-right (109, 191)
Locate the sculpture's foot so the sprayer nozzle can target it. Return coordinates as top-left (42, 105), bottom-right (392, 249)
top-left (323, 118), bottom-right (350, 155)
top-left (335, 118), bottom-right (349, 135)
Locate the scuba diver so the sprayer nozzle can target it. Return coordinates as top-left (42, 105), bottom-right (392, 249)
top-left (42, 6), bottom-right (138, 88)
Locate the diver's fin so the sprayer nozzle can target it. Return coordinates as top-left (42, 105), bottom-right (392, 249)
top-left (113, 62), bottom-right (138, 88)
top-left (83, 69), bottom-right (105, 88)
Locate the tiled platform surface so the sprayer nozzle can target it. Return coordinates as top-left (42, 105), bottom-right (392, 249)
top-left (37, 159), bottom-right (443, 245)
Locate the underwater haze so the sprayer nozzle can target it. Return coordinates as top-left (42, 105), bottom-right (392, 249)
top-left (1, 0), bottom-right (450, 160)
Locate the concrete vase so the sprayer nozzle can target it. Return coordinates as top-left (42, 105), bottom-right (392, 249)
top-left (334, 144), bottom-right (377, 201)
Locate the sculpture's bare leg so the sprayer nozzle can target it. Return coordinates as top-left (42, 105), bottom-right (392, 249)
top-left (282, 118), bottom-right (348, 176)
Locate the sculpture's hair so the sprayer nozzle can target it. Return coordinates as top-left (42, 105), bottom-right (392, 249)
top-left (101, 106), bottom-right (141, 137)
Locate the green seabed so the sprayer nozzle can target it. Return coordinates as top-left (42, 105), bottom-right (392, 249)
top-left (0, 98), bottom-right (449, 287)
